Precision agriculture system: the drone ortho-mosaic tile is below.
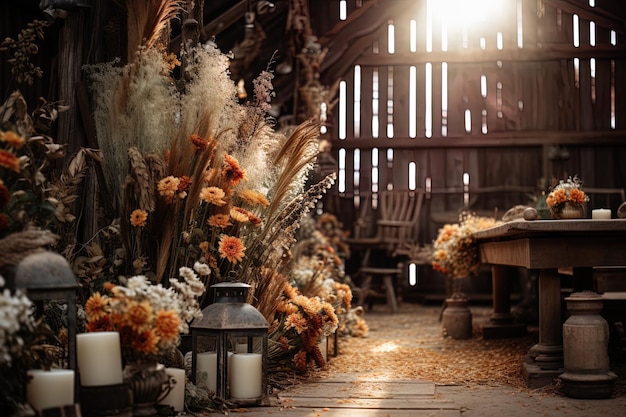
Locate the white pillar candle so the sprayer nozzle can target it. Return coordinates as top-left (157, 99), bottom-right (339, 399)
top-left (26, 369), bottom-right (75, 412)
top-left (158, 367), bottom-right (185, 412)
top-left (592, 208), bottom-right (611, 219)
top-left (196, 351), bottom-right (217, 391)
top-left (76, 332), bottom-right (123, 386)
top-left (196, 351), bottom-right (233, 392)
top-left (230, 353), bottom-right (262, 399)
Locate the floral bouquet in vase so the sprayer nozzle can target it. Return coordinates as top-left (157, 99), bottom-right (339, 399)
top-left (545, 176), bottom-right (589, 219)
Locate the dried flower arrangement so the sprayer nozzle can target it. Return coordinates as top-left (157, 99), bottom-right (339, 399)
top-left (545, 175), bottom-right (589, 214)
top-left (432, 212), bottom-right (501, 282)
top-left (84, 264), bottom-right (206, 364)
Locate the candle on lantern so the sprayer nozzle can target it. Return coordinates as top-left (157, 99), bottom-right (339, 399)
top-left (592, 208), bottom-right (611, 219)
top-left (158, 368), bottom-right (186, 412)
top-left (230, 353), bottom-right (262, 399)
top-left (76, 332), bottom-right (123, 386)
top-left (26, 369), bottom-right (75, 412)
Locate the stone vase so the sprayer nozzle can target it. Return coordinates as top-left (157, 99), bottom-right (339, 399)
top-left (442, 295), bottom-right (473, 340)
top-left (123, 361), bottom-right (170, 416)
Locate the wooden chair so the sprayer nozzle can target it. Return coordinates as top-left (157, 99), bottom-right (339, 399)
top-left (347, 190), bottom-right (425, 313)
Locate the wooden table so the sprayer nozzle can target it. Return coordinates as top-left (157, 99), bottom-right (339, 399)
top-left (473, 219), bottom-right (626, 387)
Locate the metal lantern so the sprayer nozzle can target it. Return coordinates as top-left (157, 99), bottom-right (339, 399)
top-left (190, 282), bottom-right (269, 405)
top-left (14, 251), bottom-right (79, 397)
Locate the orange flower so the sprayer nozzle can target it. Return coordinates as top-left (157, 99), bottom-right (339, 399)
top-left (230, 206), bottom-right (261, 225)
top-left (218, 235), bottom-right (246, 263)
top-left (569, 188), bottom-right (586, 204)
top-left (230, 207), bottom-right (249, 223)
top-left (285, 312), bottom-right (307, 334)
top-left (124, 300), bottom-right (153, 330)
top-left (130, 209), bottom-right (148, 227)
top-left (158, 176), bottom-right (180, 198)
top-left (178, 175), bottom-right (192, 192)
top-left (84, 292), bottom-right (110, 321)
top-left (208, 213), bottom-right (232, 228)
top-left (222, 154), bottom-right (246, 185)
top-left (156, 310), bottom-right (181, 342)
top-left (199, 241), bottom-right (209, 253)
top-left (189, 134), bottom-right (208, 151)
top-left (0, 149), bottom-right (20, 172)
top-left (131, 328), bottom-right (159, 355)
top-left (238, 189), bottom-right (269, 207)
top-left (0, 130), bottom-right (25, 149)
top-left (200, 186), bottom-right (226, 206)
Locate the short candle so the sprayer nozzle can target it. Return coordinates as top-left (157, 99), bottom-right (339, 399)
top-left (592, 208), bottom-right (611, 219)
top-left (26, 369), bottom-right (75, 412)
top-left (158, 367), bottom-right (186, 411)
top-left (76, 332), bottom-right (123, 386)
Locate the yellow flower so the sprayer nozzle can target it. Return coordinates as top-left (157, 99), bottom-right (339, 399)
top-left (0, 130), bottom-right (25, 149)
top-left (158, 176), bottom-right (181, 198)
top-left (238, 189), bottom-right (269, 207)
top-left (218, 235), bottom-right (246, 264)
top-left (208, 213), bottom-right (232, 228)
top-left (199, 186), bottom-right (227, 206)
top-left (230, 207), bottom-right (249, 223)
top-left (130, 209), bottom-right (148, 227)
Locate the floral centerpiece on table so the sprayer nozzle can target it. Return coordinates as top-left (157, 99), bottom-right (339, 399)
top-left (545, 176), bottom-right (589, 219)
top-left (432, 212), bottom-right (501, 296)
top-left (84, 264), bottom-right (206, 364)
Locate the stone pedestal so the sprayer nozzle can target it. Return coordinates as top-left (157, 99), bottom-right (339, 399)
top-left (558, 291), bottom-right (617, 399)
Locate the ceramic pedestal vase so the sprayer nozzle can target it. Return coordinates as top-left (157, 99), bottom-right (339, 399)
top-left (551, 202), bottom-right (586, 219)
top-left (442, 296), bottom-right (472, 339)
top-left (123, 361), bottom-right (170, 417)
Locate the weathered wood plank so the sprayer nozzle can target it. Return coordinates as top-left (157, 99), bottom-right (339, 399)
top-left (279, 381), bottom-right (436, 398)
top-left (279, 397), bottom-right (458, 410)
top-left (233, 408), bottom-right (460, 417)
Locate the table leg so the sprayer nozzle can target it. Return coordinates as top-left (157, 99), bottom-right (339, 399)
top-left (483, 265), bottom-right (526, 339)
top-left (523, 268), bottom-right (563, 387)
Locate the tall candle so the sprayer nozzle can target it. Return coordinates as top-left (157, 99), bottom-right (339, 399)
top-left (196, 352), bottom-right (217, 391)
top-left (26, 369), bottom-right (75, 412)
top-left (196, 351), bottom-right (233, 392)
top-left (592, 208), bottom-right (611, 219)
top-left (76, 332), bottom-right (123, 386)
top-left (230, 353), bottom-right (262, 399)
top-left (158, 367), bottom-right (185, 411)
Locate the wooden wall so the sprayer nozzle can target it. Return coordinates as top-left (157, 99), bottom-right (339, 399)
top-left (319, 0), bottom-right (626, 245)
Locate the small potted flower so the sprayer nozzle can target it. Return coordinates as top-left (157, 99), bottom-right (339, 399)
top-left (432, 212), bottom-right (501, 339)
top-left (545, 176), bottom-right (589, 219)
